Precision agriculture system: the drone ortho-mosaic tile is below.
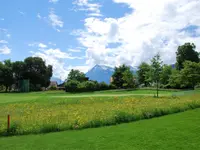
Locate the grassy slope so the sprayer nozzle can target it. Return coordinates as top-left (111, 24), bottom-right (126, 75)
top-left (0, 108), bottom-right (200, 150)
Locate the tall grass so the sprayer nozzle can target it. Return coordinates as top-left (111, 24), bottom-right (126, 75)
top-left (0, 93), bottom-right (200, 136)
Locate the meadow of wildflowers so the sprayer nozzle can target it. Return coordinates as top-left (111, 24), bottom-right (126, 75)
top-left (0, 91), bottom-right (200, 136)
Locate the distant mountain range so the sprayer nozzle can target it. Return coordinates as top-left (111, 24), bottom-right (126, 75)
top-left (86, 65), bottom-right (138, 84)
top-left (50, 77), bottom-right (63, 85)
top-left (86, 65), bottom-right (115, 84)
top-left (51, 64), bottom-right (175, 85)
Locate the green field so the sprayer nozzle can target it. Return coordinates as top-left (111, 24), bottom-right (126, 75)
top-left (0, 89), bottom-right (200, 136)
top-left (0, 108), bottom-right (200, 150)
top-left (0, 89), bottom-right (174, 104)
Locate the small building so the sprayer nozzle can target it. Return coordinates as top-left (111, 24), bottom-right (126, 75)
top-left (110, 77), bottom-right (113, 83)
top-left (48, 81), bottom-right (58, 89)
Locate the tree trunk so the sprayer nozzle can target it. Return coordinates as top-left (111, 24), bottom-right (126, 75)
top-left (156, 80), bottom-right (159, 98)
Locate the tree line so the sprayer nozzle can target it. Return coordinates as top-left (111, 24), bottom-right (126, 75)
top-left (0, 57), bottom-right (53, 92)
top-left (65, 42), bottom-right (200, 95)
top-left (137, 43), bottom-right (200, 97)
top-left (1, 42), bottom-right (199, 93)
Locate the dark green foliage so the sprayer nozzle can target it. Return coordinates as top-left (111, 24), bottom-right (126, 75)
top-left (169, 61), bottom-right (200, 89)
top-left (65, 80), bottom-right (80, 92)
top-left (65, 69), bottom-right (112, 92)
top-left (169, 69), bottom-right (183, 89)
top-left (23, 57), bottom-right (53, 90)
top-left (122, 69), bottom-right (136, 89)
top-left (99, 82), bottom-right (109, 90)
top-left (160, 64), bottom-right (172, 87)
top-left (180, 61), bottom-right (200, 89)
top-left (65, 80), bottom-right (111, 93)
top-left (112, 64), bottom-right (135, 89)
top-left (49, 86), bottom-right (57, 91)
top-left (0, 57), bottom-right (52, 92)
top-left (67, 69), bottom-right (87, 83)
top-left (0, 60), bottom-right (14, 92)
top-left (176, 43), bottom-right (200, 70)
top-left (137, 62), bottom-right (151, 86)
top-left (40, 124), bottom-right (60, 133)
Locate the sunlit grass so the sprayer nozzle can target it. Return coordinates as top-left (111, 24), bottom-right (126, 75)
top-left (0, 90), bottom-right (200, 136)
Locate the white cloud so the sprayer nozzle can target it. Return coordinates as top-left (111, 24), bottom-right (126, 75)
top-left (48, 42), bottom-right (56, 46)
top-left (68, 48), bottom-right (81, 53)
top-left (29, 42), bottom-right (48, 48)
top-left (74, 0), bottom-right (200, 67)
top-left (67, 65), bottom-right (90, 73)
top-left (49, 0), bottom-right (59, 3)
top-left (73, 0), bottom-right (102, 17)
top-left (0, 45), bottom-right (11, 55)
top-left (0, 40), bottom-right (8, 44)
top-left (48, 9), bottom-right (64, 31)
top-left (37, 13), bottom-right (42, 19)
top-left (0, 28), bottom-right (11, 39)
top-left (38, 43), bottom-right (48, 48)
top-left (32, 48), bottom-right (84, 79)
top-left (18, 11), bottom-right (25, 16)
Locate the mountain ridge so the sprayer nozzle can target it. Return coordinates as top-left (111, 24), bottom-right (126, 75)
top-left (86, 64), bottom-right (138, 84)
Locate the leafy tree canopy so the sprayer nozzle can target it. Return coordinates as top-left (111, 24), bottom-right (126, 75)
top-left (176, 43), bottom-right (200, 70)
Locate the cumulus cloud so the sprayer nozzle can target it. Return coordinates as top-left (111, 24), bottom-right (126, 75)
top-left (38, 43), bottom-right (47, 48)
top-left (48, 9), bottom-right (64, 31)
top-left (28, 42), bottom-right (48, 48)
top-left (32, 48), bottom-right (85, 80)
top-left (18, 11), bottom-right (25, 16)
top-left (49, 0), bottom-right (59, 3)
top-left (68, 48), bottom-right (81, 53)
top-left (0, 45), bottom-right (11, 55)
top-left (0, 40), bottom-right (8, 44)
top-left (73, 0), bottom-right (102, 17)
top-left (37, 13), bottom-right (42, 19)
top-left (74, 0), bottom-right (200, 67)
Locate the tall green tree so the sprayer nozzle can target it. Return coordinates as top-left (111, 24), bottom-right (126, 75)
top-left (23, 57), bottom-right (53, 90)
top-left (112, 64), bottom-right (131, 88)
top-left (122, 69), bottom-right (135, 89)
top-left (176, 43), bottom-right (200, 70)
top-left (12, 61), bottom-right (25, 89)
top-left (180, 61), bottom-right (200, 89)
top-left (0, 60), bottom-right (14, 92)
top-left (67, 69), bottom-right (87, 82)
top-left (12, 61), bottom-right (25, 80)
top-left (150, 53), bottom-right (163, 97)
top-left (160, 64), bottom-right (172, 86)
top-left (0, 62), bottom-right (4, 86)
top-left (137, 62), bottom-right (151, 86)
top-left (169, 69), bottom-right (182, 89)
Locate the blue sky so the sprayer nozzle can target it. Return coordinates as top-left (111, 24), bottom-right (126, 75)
top-left (0, 0), bottom-right (200, 79)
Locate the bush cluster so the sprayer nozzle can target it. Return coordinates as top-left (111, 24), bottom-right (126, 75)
top-left (65, 80), bottom-right (116, 92)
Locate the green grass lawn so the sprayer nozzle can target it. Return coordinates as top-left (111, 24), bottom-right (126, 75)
top-left (0, 89), bottom-right (174, 104)
top-left (0, 108), bottom-right (200, 150)
top-left (0, 89), bottom-right (200, 136)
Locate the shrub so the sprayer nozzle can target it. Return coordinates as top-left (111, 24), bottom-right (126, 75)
top-left (65, 80), bottom-right (111, 93)
top-left (49, 86), bottom-right (57, 90)
top-left (99, 82), bottom-right (109, 90)
top-left (40, 124), bottom-right (60, 133)
top-left (65, 80), bottom-right (80, 92)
